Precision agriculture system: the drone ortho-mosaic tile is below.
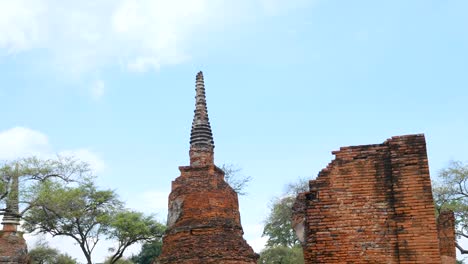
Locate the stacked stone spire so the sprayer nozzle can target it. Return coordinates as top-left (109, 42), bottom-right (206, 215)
top-left (189, 71), bottom-right (215, 166)
top-left (2, 173), bottom-right (20, 230)
top-left (190, 71), bottom-right (214, 150)
top-left (157, 72), bottom-right (258, 263)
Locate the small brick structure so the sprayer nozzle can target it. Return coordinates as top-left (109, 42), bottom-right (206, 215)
top-left (0, 175), bottom-right (29, 264)
top-left (438, 210), bottom-right (456, 264)
top-left (0, 229), bottom-right (28, 264)
top-left (292, 134), bottom-right (455, 263)
top-left (156, 72), bottom-right (257, 264)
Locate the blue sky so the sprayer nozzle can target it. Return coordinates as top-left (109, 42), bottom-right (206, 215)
top-left (1, 0), bottom-right (468, 262)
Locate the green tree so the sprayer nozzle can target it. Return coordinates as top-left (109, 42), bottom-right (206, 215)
top-left (23, 179), bottom-right (165, 264)
top-left (260, 178), bottom-right (308, 263)
top-left (257, 246), bottom-right (304, 264)
top-left (106, 211), bottom-right (166, 263)
top-left (263, 196), bottom-right (299, 248)
top-left (29, 241), bottom-right (78, 264)
top-left (433, 160), bottom-right (468, 254)
top-left (23, 180), bottom-right (122, 264)
top-left (221, 164), bottom-right (252, 196)
top-left (55, 254), bottom-right (78, 264)
top-left (262, 178), bottom-right (308, 248)
top-left (131, 241), bottom-right (163, 264)
top-left (0, 156), bottom-right (90, 215)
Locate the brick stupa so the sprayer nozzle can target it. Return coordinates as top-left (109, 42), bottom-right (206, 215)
top-left (157, 72), bottom-right (257, 264)
top-left (0, 174), bottom-right (28, 264)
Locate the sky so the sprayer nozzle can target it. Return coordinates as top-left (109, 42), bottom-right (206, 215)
top-left (1, 0), bottom-right (468, 262)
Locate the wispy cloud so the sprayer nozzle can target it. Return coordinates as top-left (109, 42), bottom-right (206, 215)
top-left (59, 148), bottom-right (106, 174)
top-left (0, 0), bottom-right (308, 73)
top-left (0, 0), bottom-right (44, 53)
top-left (0, 127), bottom-right (50, 159)
top-left (0, 127), bottom-right (105, 173)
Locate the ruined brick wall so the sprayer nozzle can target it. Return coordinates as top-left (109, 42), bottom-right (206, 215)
top-left (438, 210), bottom-right (456, 264)
top-left (157, 165), bottom-right (257, 264)
top-left (0, 230), bottom-right (28, 264)
top-left (293, 134), bottom-right (445, 263)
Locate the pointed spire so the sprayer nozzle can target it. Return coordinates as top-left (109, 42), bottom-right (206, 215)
top-left (190, 71), bottom-right (214, 150)
top-left (2, 170), bottom-right (20, 229)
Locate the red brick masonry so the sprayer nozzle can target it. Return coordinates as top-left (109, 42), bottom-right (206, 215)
top-left (438, 210), bottom-right (456, 264)
top-left (0, 229), bottom-right (28, 264)
top-left (157, 163), bottom-right (257, 264)
top-left (293, 134), bottom-right (454, 263)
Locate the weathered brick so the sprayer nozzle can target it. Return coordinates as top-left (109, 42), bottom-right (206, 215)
top-left (156, 72), bottom-right (257, 263)
top-left (0, 229), bottom-right (28, 264)
top-left (293, 134), bottom-right (454, 263)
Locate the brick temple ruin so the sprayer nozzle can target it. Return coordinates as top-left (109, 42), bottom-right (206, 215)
top-left (292, 134), bottom-right (456, 263)
top-left (0, 72), bottom-right (457, 263)
top-left (0, 175), bottom-right (28, 264)
top-left (157, 72), bottom-right (258, 264)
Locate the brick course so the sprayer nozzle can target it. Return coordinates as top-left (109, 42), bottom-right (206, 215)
top-left (156, 72), bottom-right (257, 263)
top-left (438, 210), bottom-right (456, 264)
top-left (0, 229), bottom-right (28, 264)
top-left (157, 164), bottom-right (257, 264)
top-left (293, 134), bottom-right (453, 263)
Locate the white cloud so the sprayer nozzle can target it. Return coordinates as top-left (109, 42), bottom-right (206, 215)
top-left (59, 148), bottom-right (106, 174)
top-left (90, 79), bottom-right (105, 100)
top-left (126, 190), bottom-right (169, 221)
top-left (0, 126), bottom-right (105, 173)
top-left (0, 0), bottom-right (308, 73)
top-left (0, 0), bottom-right (45, 53)
top-left (0, 127), bottom-right (50, 160)
top-left (0, 0), bottom-right (217, 72)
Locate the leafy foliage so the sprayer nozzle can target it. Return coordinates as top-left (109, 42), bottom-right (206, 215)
top-left (0, 155), bottom-right (91, 214)
top-left (257, 245), bottom-right (304, 264)
top-left (106, 211), bottom-right (166, 263)
top-left (433, 160), bottom-right (468, 254)
top-left (29, 241), bottom-right (78, 264)
top-left (221, 164), bottom-right (252, 196)
top-left (23, 180), bottom-right (123, 264)
top-left (23, 178), bottom-right (165, 264)
top-left (131, 241), bottom-right (163, 264)
top-left (260, 178), bottom-right (309, 263)
top-left (263, 196), bottom-right (299, 248)
top-left (262, 178), bottom-right (308, 248)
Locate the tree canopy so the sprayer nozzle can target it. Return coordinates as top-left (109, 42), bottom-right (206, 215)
top-left (15, 158), bottom-right (165, 264)
top-left (106, 211), bottom-right (165, 263)
top-left (257, 245), bottom-right (304, 264)
top-left (23, 180), bottom-right (122, 264)
top-left (0, 155), bottom-right (91, 216)
top-left (259, 178), bottom-right (308, 263)
top-left (131, 240), bottom-right (163, 264)
top-left (221, 163), bottom-right (252, 196)
top-left (29, 240), bottom-right (78, 264)
top-left (433, 160), bottom-right (468, 254)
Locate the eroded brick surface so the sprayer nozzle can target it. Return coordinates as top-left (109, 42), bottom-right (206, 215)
top-left (157, 165), bottom-right (257, 264)
top-left (0, 230), bottom-right (29, 264)
top-left (438, 210), bottom-right (456, 264)
top-left (156, 71), bottom-right (257, 263)
top-left (293, 134), bottom-right (451, 263)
